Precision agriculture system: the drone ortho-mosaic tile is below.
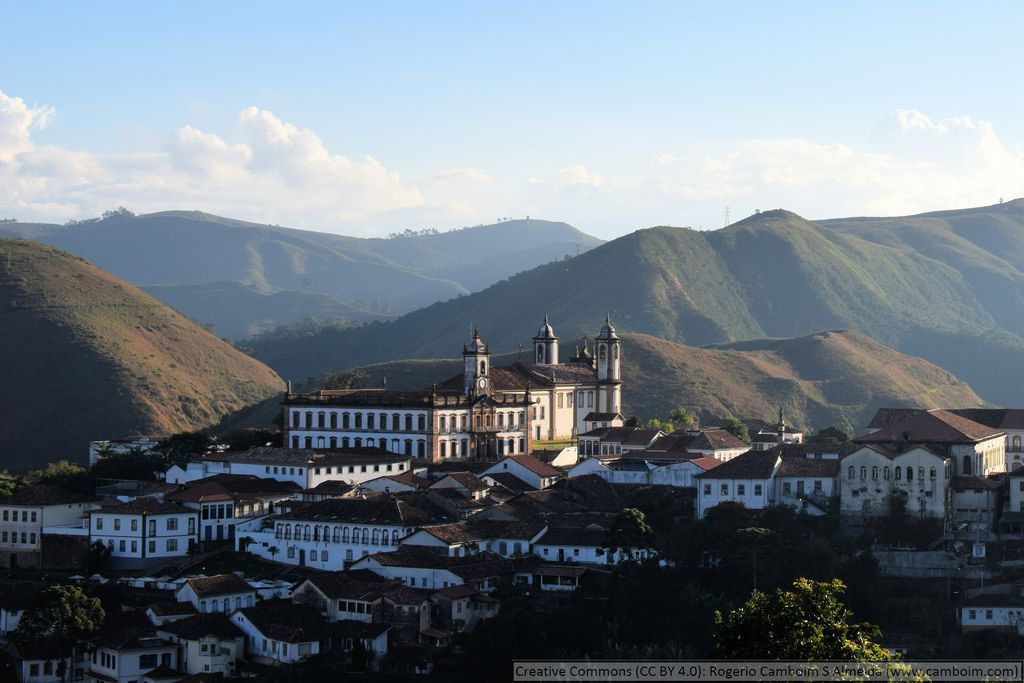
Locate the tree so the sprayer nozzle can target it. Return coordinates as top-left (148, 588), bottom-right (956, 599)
top-left (84, 540), bottom-right (112, 574)
top-left (810, 425), bottom-right (851, 444)
top-left (0, 471), bottom-right (20, 497)
top-left (722, 418), bottom-right (750, 443)
top-left (17, 585), bottom-right (104, 642)
top-left (24, 461), bottom-right (90, 493)
top-left (606, 508), bottom-right (653, 558)
top-left (268, 545), bottom-right (280, 563)
top-left (624, 415), bottom-right (642, 429)
top-left (156, 431), bottom-right (213, 466)
top-left (714, 578), bottom-right (898, 661)
top-left (668, 406), bottom-right (697, 429)
top-left (646, 418), bottom-right (674, 433)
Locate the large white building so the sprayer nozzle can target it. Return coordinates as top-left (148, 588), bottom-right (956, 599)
top-left (89, 499), bottom-right (199, 569)
top-left (282, 317), bottom-right (625, 461)
top-left (0, 484), bottom-right (97, 570)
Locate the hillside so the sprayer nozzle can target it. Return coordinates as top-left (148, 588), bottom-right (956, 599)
top-left (0, 212), bottom-right (601, 336)
top-left (221, 330), bottom-right (981, 434)
top-left (243, 201), bottom-right (1024, 408)
top-left (0, 239), bottom-right (284, 472)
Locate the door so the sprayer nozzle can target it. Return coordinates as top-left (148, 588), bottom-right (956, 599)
top-left (797, 480), bottom-right (805, 496)
top-left (299, 549), bottom-right (306, 566)
top-left (558, 548), bottom-right (565, 562)
top-left (204, 526), bottom-right (213, 541)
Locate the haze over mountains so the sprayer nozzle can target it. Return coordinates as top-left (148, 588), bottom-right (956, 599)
top-left (0, 211), bottom-right (601, 338)
top-left (242, 199), bottom-right (1024, 410)
top-left (0, 239), bottom-right (283, 472)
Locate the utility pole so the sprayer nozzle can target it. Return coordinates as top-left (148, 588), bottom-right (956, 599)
top-left (723, 206), bottom-right (730, 227)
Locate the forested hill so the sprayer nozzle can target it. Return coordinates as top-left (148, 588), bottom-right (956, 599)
top-left (243, 200), bottom-right (1024, 408)
top-left (0, 239), bottom-right (283, 472)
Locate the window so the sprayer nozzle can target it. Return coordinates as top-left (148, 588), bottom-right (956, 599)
top-left (96, 517), bottom-right (103, 530)
top-left (287, 547), bottom-right (296, 559)
top-left (167, 518), bottom-right (178, 531)
top-left (754, 484), bottom-right (763, 495)
top-left (969, 609), bottom-right (976, 619)
top-left (782, 482), bottom-right (791, 495)
top-left (884, 466), bottom-right (890, 480)
top-left (895, 467), bottom-right (902, 480)
top-left (703, 484), bottom-right (711, 495)
top-left (114, 519), bottom-right (121, 531)
top-left (906, 466), bottom-right (913, 481)
top-left (859, 466), bottom-right (866, 480)
top-left (737, 484), bottom-right (745, 495)
top-left (871, 466), bottom-right (879, 480)
top-left (963, 455), bottom-right (972, 475)
top-left (148, 540), bottom-right (155, 553)
top-left (847, 466), bottom-right (854, 480)
top-left (930, 467), bottom-right (937, 480)
top-left (166, 539), bottom-right (178, 552)
top-left (814, 480), bottom-right (822, 492)
top-left (720, 484), bottom-right (728, 495)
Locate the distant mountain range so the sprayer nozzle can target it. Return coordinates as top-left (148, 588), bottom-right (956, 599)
top-left (242, 199), bottom-right (1024, 409)
top-left (220, 330), bottom-right (981, 434)
top-left (0, 212), bottom-right (601, 338)
top-left (0, 239), bottom-right (283, 472)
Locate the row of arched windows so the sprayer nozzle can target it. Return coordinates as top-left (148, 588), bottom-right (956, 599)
top-left (292, 410), bottom-right (427, 432)
top-left (847, 465), bottom-right (937, 481)
top-left (276, 523), bottom-right (401, 546)
top-left (291, 435), bottom-right (427, 457)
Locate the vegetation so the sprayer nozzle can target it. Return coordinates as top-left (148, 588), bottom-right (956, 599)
top-left (722, 417), bottom-right (750, 442)
top-left (16, 585), bottom-right (105, 642)
top-left (714, 578), bottom-right (898, 661)
top-left (0, 238), bottom-right (282, 472)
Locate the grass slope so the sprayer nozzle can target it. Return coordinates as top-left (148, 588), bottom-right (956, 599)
top-left (223, 330), bottom-right (981, 434)
top-left (0, 239), bottom-right (283, 471)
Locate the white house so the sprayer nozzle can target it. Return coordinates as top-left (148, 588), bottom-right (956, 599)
top-left (0, 484), bottom-right (97, 569)
top-left (577, 427), bottom-right (663, 457)
top-left (838, 444), bottom-right (952, 519)
top-left (166, 446), bottom-right (414, 490)
top-left (401, 520), bottom-right (547, 557)
top-left (175, 574), bottom-right (257, 613)
top-left (350, 545), bottom-right (514, 592)
top-left (774, 458), bottom-right (840, 515)
top-left (292, 574), bottom-right (390, 624)
top-left (359, 472), bottom-right (431, 494)
top-left (533, 526), bottom-right (652, 564)
top-left (3, 637), bottom-right (73, 683)
top-left (229, 601), bottom-right (326, 665)
top-left (237, 493), bottom-right (451, 570)
top-left (568, 455), bottom-right (721, 488)
top-left (482, 455), bottom-right (563, 490)
top-left (695, 450), bottom-right (782, 518)
top-left (431, 584), bottom-right (500, 633)
top-left (958, 595), bottom-right (1024, 634)
top-left (89, 499), bottom-right (199, 569)
top-left (155, 612), bottom-right (244, 677)
top-left (164, 475), bottom-right (298, 543)
top-left (85, 629), bottom-right (178, 683)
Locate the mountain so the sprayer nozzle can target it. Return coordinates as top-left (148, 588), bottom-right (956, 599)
top-left (241, 199), bottom-right (1024, 408)
top-left (0, 239), bottom-right (283, 472)
top-left (140, 281), bottom-right (395, 339)
top-left (0, 212), bottom-right (601, 336)
top-left (220, 330), bottom-right (981, 434)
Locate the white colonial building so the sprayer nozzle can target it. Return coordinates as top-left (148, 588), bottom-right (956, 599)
top-left (0, 484), bottom-right (97, 569)
top-left (89, 499), bottom-right (198, 569)
top-left (695, 450), bottom-right (781, 518)
top-left (838, 444), bottom-right (952, 519)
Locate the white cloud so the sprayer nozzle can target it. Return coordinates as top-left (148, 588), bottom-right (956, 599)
top-left (430, 167), bottom-right (493, 185)
top-left (0, 91), bottom-right (53, 162)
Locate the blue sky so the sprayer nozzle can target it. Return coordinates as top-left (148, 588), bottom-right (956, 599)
top-left (2, 1), bottom-right (1023, 238)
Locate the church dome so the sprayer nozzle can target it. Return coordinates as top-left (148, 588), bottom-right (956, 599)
top-left (464, 327), bottom-right (488, 353)
top-left (534, 314), bottom-right (557, 340)
top-left (598, 314), bottom-right (619, 340)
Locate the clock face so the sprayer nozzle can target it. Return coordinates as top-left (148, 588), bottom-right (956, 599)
top-left (478, 378), bottom-right (487, 388)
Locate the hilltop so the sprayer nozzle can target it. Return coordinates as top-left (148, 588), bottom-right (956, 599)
top-left (221, 330), bottom-right (981, 434)
top-left (243, 200), bottom-right (1024, 407)
top-left (0, 239), bottom-right (284, 471)
top-left (0, 211), bottom-right (601, 337)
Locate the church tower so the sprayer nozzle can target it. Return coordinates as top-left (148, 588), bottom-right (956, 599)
top-left (595, 314), bottom-right (622, 413)
top-left (532, 314), bottom-right (559, 365)
top-left (463, 327), bottom-right (491, 397)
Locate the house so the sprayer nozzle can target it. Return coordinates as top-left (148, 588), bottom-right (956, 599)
top-left (695, 450), bottom-right (782, 518)
top-left (533, 526), bottom-right (651, 564)
top-left (89, 499), bottom-right (199, 569)
top-left (3, 636), bottom-right (72, 683)
top-left (145, 602), bottom-right (198, 626)
top-left (774, 457), bottom-right (840, 515)
top-left (327, 620), bottom-right (390, 660)
top-left (430, 584), bottom-right (499, 633)
top-left (652, 429), bottom-right (750, 461)
top-left (0, 484), bottom-right (97, 570)
top-left (532, 564), bottom-right (608, 592)
top-left (155, 612), bottom-right (244, 677)
top-left (577, 427), bottom-right (663, 457)
top-left (359, 472), bottom-right (431, 494)
top-left (0, 583), bottom-right (46, 642)
top-left (951, 476), bottom-right (1003, 528)
top-left (237, 493), bottom-right (451, 569)
top-left (166, 447), bottom-right (414, 490)
top-left (838, 444), bottom-right (952, 519)
top-left (428, 472), bottom-right (491, 501)
top-left (706, 415), bottom-right (803, 451)
top-left (85, 628), bottom-right (179, 683)
top-left (582, 412), bottom-right (624, 432)
top-left (229, 601), bottom-right (326, 665)
top-left (175, 575), bottom-right (257, 614)
top-left (957, 595), bottom-right (1024, 634)
top-left (164, 475), bottom-right (298, 543)
top-left (291, 574), bottom-right (391, 624)
top-left (482, 455), bottom-right (562, 490)
top-left (350, 546), bottom-right (514, 592)
top-left (400, 520), bottom-right (547, 557)
top-left (568, 454), bottom-right (720, 488)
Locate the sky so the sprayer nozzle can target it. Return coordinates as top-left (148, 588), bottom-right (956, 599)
top-left (2, 1), bottom-right (1024, 239)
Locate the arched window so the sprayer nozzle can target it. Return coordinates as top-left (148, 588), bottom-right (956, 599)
top-left (417, 441), bottom-right (425, 458)
top-left (452, 440), bottom-right (459, 457)
top-left (317, 412), bottom-right (326, 428)
top-left (305, 412), bottom-right (313, 428)
top-left (440, 442), bottom-right (447, 458)
top-left (848, 466), bottom-right (854, 480)
top-left (313, 526), bottom-right (320, 542)
top-left (391, 530), bottom-right (400, 545)
top-left (322, 525), bottom-right (330, 541)
top-left (310, 550), bottom-right (317, 562)
top-left (462, 439), bottom-right (469, 456)
top-left (341, 527), bottom-right (349, 542)
top-left (440, 416), bottom-right (447, 432)
top-left (499, 541), bottom-right (508, 555)
top-left (498, 413), bottom-right (505, 427)
top-left (461, 416), bottom-right (467, 431)
top-left (304, 436), bottom-right (312, 449)
top-left (883, 466), bottom-right (890, 480)
top-left (284, 524), bottom-right (291, 539)
top-left (211, 599), bottom-right (219, 612)
top-left (354, 437), bottom-right (362, 448)
top-left (351, 527), bottom-right (360, 544)
top-left (917, 466), bottom-right (924, 482)
top-left (342, 412), bottom-right (350, 429)
top-left (332, 527), bottom-right (340, 542)
top-left (405, 414), bottom-right (413, 431)
top-left (291, 435), bottom-right (299, 448)
top-left (392, 414), bottom-right (401, 431)
top-left (355, 413), bottom-right (363, 429)
top-left (330, 412), bottom-right (337, 429)
top-left (361, 528), bottom-right (369, 544)
top-left (291, 412), bottom-right (300, 428)
top-left (859, 466), bottom-right (866, 480)
top-left (405, 440), bottom-right (412, 456)
top-left (372, 529), bottom-right (380, 545)
top-left (906, 466), bottom-right (913, 481)
top-left (963, 455), bottom-right (972, 475)
top-left (418, 415), bottom-right (426, 431)
top-left (871, 466), bottom-right (878, 480)
top-left (930, 467), bottom-right (937, 480)
top-left (895, 467), bottom-right (902, 480)
top-left (480, 360), bottom-right (486, 374)
top-left (366, 438), bottom-right (375, 448)
top-left (329, 437), bottom-right (337, 449)
top-left (379, 413), bottom-right (386, 429)
top-left (367, 413), bottom-right (375, 429)
top-left (316, 436), bottom-right (325, 448)
top-left (391, 438), bottom-right (400, 452)
top-left (512, 542), bottom-right (522, 555)
top-left (1014, 435), bottom-right (1021, 451)
top-left (519, 438), bottom-right (526, 453)
top-left (341, 437), bottom-right (350, 449)
top-left (321, 550), bottom-right (328, 563)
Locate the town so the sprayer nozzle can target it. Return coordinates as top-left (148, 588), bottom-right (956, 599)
top-left (2, 317), bottom-right (1024, 681)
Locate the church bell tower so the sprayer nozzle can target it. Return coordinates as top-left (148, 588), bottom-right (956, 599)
top-left (463, 327), bottom-right (491, 397)
top-left (532, 314), bottom-right (559, 365)
top-left (596, 314), bottom-right (622, 413)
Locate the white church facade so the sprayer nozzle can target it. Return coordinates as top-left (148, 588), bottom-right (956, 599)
top-left (282, 316), bottom-right (624, 462)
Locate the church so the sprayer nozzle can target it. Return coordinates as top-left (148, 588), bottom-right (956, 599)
top-left (281, 316), bottom-right (623, 463)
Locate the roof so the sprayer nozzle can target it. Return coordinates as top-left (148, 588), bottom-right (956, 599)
top-left (0, 483), bottom-right (96, 507)
top-left (416, 519), bottom-right (546, 544)
top-left (776, 458), bottom-right (841, 477)
top-left (483, 472), bottom-right (536, 493)
top-left (329, 619), bottom-right (390, 639)
top-left (676, 429), bottom-right (749, 450)
top-left (951, 476), bottom-right (1004, 491)
top-left (277, 493), bottom-right (450, 526)
top-left (297, 574), bottom-right (390, 601)
top-left (533, 564), bottom-right (590, 577)
top-left (498, 455), bottom-right (562, 478)
top-left (182, 574), bottom-right (253, 598)
top-left (360, 546), bottom-right (514, 579)
top-left (167, 476), bottom-right (299, 503)
top-left (93, 498), bottom-right (190, 516)
top-left (695, 450), bottom-right (780, 480)
top-left (437, 360), bottom-right (598, 393)
top-left (960, 594), bottom-right (1024, 608)
top-left (237, 601), bottom-right (327, 643)
top-left (306, 480), bottom-right (357, 496)
top-left (433, 584), bottom-right (480, 599)
top-left (157, 612), bottom-right (243, 640)
top-left (141, 665), bottom-right (182, 680)
top-left (856, 409), bottom-right (1003, 445)
top-left (205, 446), bottom-right (411, 467)
top-left (94, 627), bottom-right (175, 651)
top-left (688, 456), bottom-right (724, 471)
top-left (147, 601), bottom-right (198, 617)
top-left (432, 471), bottom-right (489, 492)
top-left (370, 471), bottom-right (431, 489)
top-left (583, 412), bottom-right (622, 422)
top-left (535, 527), bottom-right (608, 547)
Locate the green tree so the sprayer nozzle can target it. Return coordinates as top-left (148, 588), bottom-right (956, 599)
top-left (646, 418), bottom-right (674, 433)
top-left (0, 471), bottom-right (21, 497)
top-left (16, 585), bottom-right (104, 642)
top-left (624, 415), bottom-right (642, 429)
top-left (606, 508), bottom-right (654, 558)
top-left (668, 406), bottom-right (697, 429)
top-left (722, 418), bottom-right (750, 443)
top-left (24, 460), bottom-right (90, 493)
top-left (810, 425), bottom-right (851, 444)
top-left (714, 578), bottom-right (897, 661)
